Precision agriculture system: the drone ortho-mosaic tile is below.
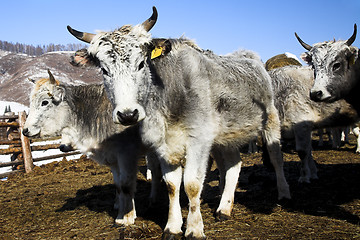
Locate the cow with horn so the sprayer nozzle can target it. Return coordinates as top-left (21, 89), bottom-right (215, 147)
top-left (68, 7), bottom-right (290, 239)
top-left (295, 24), bottom-right (360, 114)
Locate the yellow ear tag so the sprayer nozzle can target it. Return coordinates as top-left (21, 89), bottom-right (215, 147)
top-left (151, 47), bottom-right (163, 59)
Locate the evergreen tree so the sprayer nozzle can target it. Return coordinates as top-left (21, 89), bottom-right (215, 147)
top-left (0, 40), bottom-right (87, 56)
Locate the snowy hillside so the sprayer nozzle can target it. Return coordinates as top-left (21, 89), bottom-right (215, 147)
top-left (0, 50), bottom-right (102, 105)
top-left (0, 100), bottom-right (29, 114)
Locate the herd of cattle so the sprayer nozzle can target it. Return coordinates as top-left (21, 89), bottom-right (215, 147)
top-left (21, 7), bottom-right (359, 240)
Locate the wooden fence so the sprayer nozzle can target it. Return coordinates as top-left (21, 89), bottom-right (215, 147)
top-left (0, 111), bottom-right (81, 179)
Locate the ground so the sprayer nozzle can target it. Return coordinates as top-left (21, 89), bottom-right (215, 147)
top-left (0, 136), bottom-right (360, 239)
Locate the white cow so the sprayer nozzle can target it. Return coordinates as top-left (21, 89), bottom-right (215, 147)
top-left (23, 70), bottom-right (162, 225)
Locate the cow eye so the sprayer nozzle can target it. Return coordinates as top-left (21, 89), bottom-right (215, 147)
top-left (332, 63), bottom-right (341, 71)
top-left (138, 61), bottom-right (145, 70)
top-left (41, 100), bottom-right (49, 106)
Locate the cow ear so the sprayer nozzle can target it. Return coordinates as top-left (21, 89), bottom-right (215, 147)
top-left (348, 46), bottom-right (359, 66)
top-left (70, 48), bottom-right (97, 67)
top-left (163, 40), bottom-right (172, 55)
top-left (150, 39), bottom-right (172, 60)
top-left (300, 52), bottom-right (312, 64)
top-left (51, 86), bottom-right (65, 105)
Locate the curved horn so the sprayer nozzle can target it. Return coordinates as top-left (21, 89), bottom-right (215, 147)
top-left (295, 32), bottom-right (312, 51)
top-left (345, 24), bottom-right (357, 46)
top-left (28, 78), bottom-right (36, 84)
top-left (141, 6), bottom-right (158, 32)
top-left (67, 25), bottom-right (96, 43)
top-left (48, 69), bottom-right (56, 85)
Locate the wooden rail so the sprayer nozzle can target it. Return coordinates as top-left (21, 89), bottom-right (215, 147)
top-left (0, 111), bottom-right (82, 179)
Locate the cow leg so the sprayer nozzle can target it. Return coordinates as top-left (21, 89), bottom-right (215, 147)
top-left (183, 139), bottom-right (214, 239)
top-left (353, 126), bottom-right (360, 153)
top-left (160, 160), bottom-right (183, 238)
top-left (110, 164), bottom-right (120, 210)
top-left (330, 127), bottom-right (342, 149)
top-left (294, 124), bottom-right (318, 183)
top-left (262, 107), bottom-right (291, 200)
top-left (114, 155), bottom-right (138, 226)
top-left (317, 129), bottom-right (324, 147)
top-left (146, 152), bottom-right (162, 205)
top-left (212, 147), bottom-right (242, 220)
top-left (341, 126), bottom-right (350, 143)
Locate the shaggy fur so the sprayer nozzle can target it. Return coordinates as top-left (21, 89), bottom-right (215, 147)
top-left (69, 16), bottom-right (290, 239)
top-left (269, 65), bottom-right (358, 182)
top-left (23, 77), bottom-right (161, 226)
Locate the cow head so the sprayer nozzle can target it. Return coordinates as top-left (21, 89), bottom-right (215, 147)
top-left (67, 7), bottom-right (159, 126)
top-left (295, 24), bottom-right (358, 102)
top-left (23, 70), bottom-right (70, 137)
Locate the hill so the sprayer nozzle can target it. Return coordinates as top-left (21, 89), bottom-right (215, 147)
top-left (0, 49), bottom-right (102, 106)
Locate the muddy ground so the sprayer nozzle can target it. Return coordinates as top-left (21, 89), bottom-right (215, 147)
top-left (1, 136), bottom-right (360, 239)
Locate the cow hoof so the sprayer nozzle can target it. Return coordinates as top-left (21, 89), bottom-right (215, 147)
top-left (215, 211), bottom-right (231, 221)
top-left (277, 197), bottom-right (293, 208)
top-left (185, 233), bottom-right (206, 240)
top-left (162, 230), bottom-right (183, 240)
top-left (298, 176), bottom-right (311, 183)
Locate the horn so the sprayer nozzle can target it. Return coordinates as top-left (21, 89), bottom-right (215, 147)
top-left (141, 6), bottom-right (158, 32)
top-left (28, 78), bottom-right (36, 84)
top-left (345, 24), bottom-right (357, 46)
top-left (48, 69), bottom-right (56, 85)
top-left (67, 25), bottom-right (96, 43)
top-left (295, 32), bottom-right (312, 51)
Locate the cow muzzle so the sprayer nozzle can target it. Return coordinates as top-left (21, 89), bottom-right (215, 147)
top-left (59, 144), bottom-right (75, 152)
top-left (116, 109), bottom-right (140, 126)
top-left (22, 127), bottom-right (40, 138)
top-left (309, 90), bottom-right (324, 102)
top-left (22, 127), bottom-right (30, 137)
top-left (310, 88), bottom-right (333, 102)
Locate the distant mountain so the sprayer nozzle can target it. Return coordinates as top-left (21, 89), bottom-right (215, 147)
top-left (0, 49), bottom-right (102, 106)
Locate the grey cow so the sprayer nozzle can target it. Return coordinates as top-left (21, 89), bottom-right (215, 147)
top-left (295, 24), bottom-right (360, 113)
top-left (67, 6), bottom-right (290, 239)
top-left (23, 70), bottom-right (162, 226)
top-left (268, 64), bottom-right (358, 183)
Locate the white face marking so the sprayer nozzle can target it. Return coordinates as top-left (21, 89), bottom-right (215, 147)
top-left (87, 25), bottom-right (151, 125)
top-left (307, 41), bottom-right (358, 102)
top-left (24, 83), bottom-right (69, 137)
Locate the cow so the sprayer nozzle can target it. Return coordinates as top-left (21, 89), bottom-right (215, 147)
top-left (268, 64), bottom-right (358, 183)
top-left (22, 70), bottom-right (163, 226)
top-left (67, 7), bottom-right (290, 239)
top-left (295, 24), bottom-right (360, 113)
top-left (265, 52), bottom-right (302, 71)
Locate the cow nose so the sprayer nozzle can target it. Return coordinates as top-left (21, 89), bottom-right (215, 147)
top-left (22, 128), bottom-right (29, 137)
top-left (116, 109), bottom-right (139, 126)
top-left (310, 90), bottom-right (323, 102)
top-left (59, 144), bottom-right (74, 152)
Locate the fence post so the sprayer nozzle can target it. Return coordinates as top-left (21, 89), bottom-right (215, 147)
top-left (18, 111), bottom-right (33, 173)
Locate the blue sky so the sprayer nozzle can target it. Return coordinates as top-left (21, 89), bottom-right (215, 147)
top-left (1, 0), bottom-right (359, 61)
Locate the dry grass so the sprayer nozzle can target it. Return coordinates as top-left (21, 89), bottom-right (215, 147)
top-left (1, 137), bottom-right (360, 239)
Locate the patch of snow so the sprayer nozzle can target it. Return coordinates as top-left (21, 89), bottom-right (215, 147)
top-left (285, 52), bottom-right (301, 63)
top-left (0, 139), bottom-right (83, 180)
top-left (43, 51), bottom-right (75, 55)
top-left (0, 50), bottom-right (10, 57)
top-left (0, 100), bottom-right (28, 114)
